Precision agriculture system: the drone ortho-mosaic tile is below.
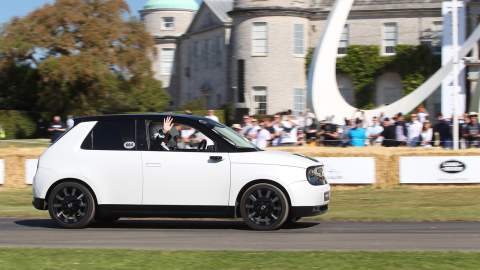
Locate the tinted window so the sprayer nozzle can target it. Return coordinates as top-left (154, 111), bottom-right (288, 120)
top-left (82, 120), bottom-right (136, 151)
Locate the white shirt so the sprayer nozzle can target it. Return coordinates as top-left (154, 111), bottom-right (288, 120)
top-left (280, 121), bottom-right (298, 144)
top-left (255, 129), bottom-right (271, 149)
top-left (421, 128), bottom-right (433, 144)
top-left (418, 112), bottom-right (428, 123)
top-left (407, 120), bottom-right (423, 140)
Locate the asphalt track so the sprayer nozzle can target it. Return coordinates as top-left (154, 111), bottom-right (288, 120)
top-left (0, 218), bottom-right (479, 251)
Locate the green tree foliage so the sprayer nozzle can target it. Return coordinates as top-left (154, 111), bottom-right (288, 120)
top-left (306, 45), bottom-right (441, 108)
top-left (0, 0), bottom-right (169, 115)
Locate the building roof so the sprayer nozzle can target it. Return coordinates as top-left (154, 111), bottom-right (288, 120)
top-left (143, 0), bottom-right (201, 10)
top-left (204, 0), bottom-right (233, 23)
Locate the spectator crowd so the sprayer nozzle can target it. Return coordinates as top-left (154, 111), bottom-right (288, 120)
top-left (232, 107), bottom-right (480, 150)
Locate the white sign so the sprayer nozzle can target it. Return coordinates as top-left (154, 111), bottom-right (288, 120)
top-left (0, 160), bottom-right (4, 185)
top-left (25, 159), bottom-right (39, 185)
top-left (315, 157), bottom-right (376, 184)
top-left (400, 156), bottom-right (480, 184)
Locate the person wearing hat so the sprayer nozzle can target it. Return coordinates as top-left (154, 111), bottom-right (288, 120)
top-left (464, 112), bottom-right (480, 148)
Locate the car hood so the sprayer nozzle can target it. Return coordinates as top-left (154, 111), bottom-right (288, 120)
top-left (229, 151), bottom-right (321, 168)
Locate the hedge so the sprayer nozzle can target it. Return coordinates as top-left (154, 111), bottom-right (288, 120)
top-left (0, 110), bottom-right (37, 139)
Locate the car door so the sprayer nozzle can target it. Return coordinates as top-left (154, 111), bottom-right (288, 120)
top-left (141, 118), bottom-right (231, 206)
top-left (78, 119), bottom-right (143, 205)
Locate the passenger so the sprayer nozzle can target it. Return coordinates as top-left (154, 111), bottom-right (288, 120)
top-left (151, 116), bottom-right (174, 151)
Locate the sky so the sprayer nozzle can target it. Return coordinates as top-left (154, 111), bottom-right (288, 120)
top-left (0, 0), bottom-right (149, 24)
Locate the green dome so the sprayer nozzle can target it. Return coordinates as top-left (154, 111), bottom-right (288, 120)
top-left (144, 0), bottom-right (200, 10)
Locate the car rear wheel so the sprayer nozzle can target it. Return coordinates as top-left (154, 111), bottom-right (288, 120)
top-left (48, 182), bottom-right (96, 229)
top-left (240, 183), bottom-right (289, 231)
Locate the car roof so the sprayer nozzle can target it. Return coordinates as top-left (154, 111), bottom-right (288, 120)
top-left (75, 113), bottom-right (212, 123)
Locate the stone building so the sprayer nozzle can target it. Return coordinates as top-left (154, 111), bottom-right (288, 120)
top-left (141, 0), bottom-right (480, 117)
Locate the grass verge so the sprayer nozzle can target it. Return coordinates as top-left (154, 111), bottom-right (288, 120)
top-left (0, 187), bottom-right (479, 221)
top-left (0, 249), bottom-right (479, 270)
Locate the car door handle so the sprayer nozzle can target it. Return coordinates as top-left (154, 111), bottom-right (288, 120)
top-left (209, 156), bottom-right (223, 162)
top-left (145, 162), bottom-right (162, 167)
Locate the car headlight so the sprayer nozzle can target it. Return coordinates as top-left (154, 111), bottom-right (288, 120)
top-left (306, 165), bottom-right (327, 186)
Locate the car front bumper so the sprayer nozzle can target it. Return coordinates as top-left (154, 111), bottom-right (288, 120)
top-left (291, 204), bottom-right (329, 218)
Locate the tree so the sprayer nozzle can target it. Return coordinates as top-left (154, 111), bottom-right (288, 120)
top-left (0, 0), bottom-right (169, 115)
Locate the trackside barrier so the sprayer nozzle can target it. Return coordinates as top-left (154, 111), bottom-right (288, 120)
top-left (315, 157), bottom-right (376, 184)
top-left (25, 159), bottom-right (38, 185)
top-left (400, 156), bottom-right (480, 184)
top-left (0, 160), bottom-right (4, 185)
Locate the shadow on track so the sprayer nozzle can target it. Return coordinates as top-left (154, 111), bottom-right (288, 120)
top-left (14, 218), bottom-right (320, 231)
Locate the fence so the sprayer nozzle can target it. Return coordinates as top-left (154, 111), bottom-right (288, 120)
top-left (1, 146), bottom-right (480, 188)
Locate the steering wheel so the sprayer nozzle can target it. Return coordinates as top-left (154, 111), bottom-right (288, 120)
top-left (198, 139), bottom-right (207, 151)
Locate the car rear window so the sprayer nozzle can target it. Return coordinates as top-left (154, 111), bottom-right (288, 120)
top-left (81, 120), bottom-right (137, 151)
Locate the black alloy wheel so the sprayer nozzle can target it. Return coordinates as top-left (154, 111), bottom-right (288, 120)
top-left (240, 183), bottom-right (289, 231)
top-left (48, 182), bottom-right (96, 229)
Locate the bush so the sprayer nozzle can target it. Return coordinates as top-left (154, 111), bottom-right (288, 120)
top-left (0, 110), bottom-right (37, 139)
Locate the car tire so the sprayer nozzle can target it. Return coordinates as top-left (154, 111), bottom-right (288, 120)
top-left (48, 182), bottom-right (96, 229)
top-left (240, 183), bottom-right (289, 231)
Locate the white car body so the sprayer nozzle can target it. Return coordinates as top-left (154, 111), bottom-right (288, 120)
top-left (33, 114), bottom-right (330, 230)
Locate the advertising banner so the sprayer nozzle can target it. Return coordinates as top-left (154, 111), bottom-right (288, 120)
top-left (25, 159), bottom-right (38, 185)
top-left (400, 156), bottom-right (480, 184)
top-left (315, 157), bottom-right (376, 184)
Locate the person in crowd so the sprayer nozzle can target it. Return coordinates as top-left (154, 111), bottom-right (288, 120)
top-left (394, 113), bottom-right (408, 146)
top-left (48, 116), bottom-right (66, 143)
top-left (254, 120), bottom-right (272, 149)
top-left (420, 120), bottom-right (433, 147)
top-left (205, 109), bottom-right (219, 122)
top-left (366, 116), bottom-right (384, 146)
top-left (380, 118), bottom-right (398, 147)
top-left (348, 119), bottom-right (367, 147)
top-left (340, 118), bottom-right (354, 147)
top-left (464, 112), bottom-right (480, 148)
top-left (279, 115), bottom-right (298, 146)
top-left (320, 120), bottom-right (341, 146)
top-left (232, 124), bottom-right (242, 135)
top-left (271, 114), bottom-right (283, 146)
top-left (407, 114), bottom-right (422, 147)
top-left (433, 113), bottom-right (453, 148)
top-left (246, 119), bottom-right (261, 142)
top-left (66, 115), bottom-right (75, 130)
top-left (417, 106), bottom-right (429, 123)
top-left (240, 115), bottom-right (253, 137)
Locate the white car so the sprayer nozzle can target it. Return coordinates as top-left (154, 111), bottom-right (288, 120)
top-left (32, 114), bottom-right (330, 230)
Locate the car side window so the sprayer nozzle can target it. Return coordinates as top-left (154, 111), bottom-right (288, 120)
top-left (81, 120), bottom-right (137, 151)
top-left (146, 120), bottom-right (215, 152)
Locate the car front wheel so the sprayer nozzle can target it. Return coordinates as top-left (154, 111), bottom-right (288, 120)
top-left (240, 183), bottom-right (289, 231)
top-left (48, 182), bottom-right (96, 229)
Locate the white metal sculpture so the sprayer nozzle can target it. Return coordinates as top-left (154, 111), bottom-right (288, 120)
top-left (308, 0), bottom-right (480, 123)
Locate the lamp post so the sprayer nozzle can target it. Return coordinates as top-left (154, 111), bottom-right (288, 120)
top-left (452, 0), bottom-right (460, 150)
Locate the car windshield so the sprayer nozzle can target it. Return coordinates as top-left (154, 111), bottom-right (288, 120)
top-left (206, 121), bottom-right (259, 151)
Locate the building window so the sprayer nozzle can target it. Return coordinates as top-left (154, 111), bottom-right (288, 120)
top-left (253, 87), bottom-right (267, 115)
top-left (338, 24), bottom-right (349, 56)
top-left (160, 48), bottom-right (175, 75)
top-left (162, 17), bottom-right (175, 30)
top-left (216, 36), bottom-right (222, 67)
top-left (383, 22), bottom-right (398, 55)
top-left (293, 88), bottom-right (306, 115)
top-left (203, 40), bottom-right (209, 68)
top-left (293, 24), bottom-right (305, 55)
top-left (237, 60), bottom-right (245, 103)
top-left (432, 21), bottom-right (443, 55)
top-left (252, 22), bottom-right (268, 56)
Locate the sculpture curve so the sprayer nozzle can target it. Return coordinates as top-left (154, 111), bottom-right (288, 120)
top-left (308, 0), bottom-right (480, 123)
